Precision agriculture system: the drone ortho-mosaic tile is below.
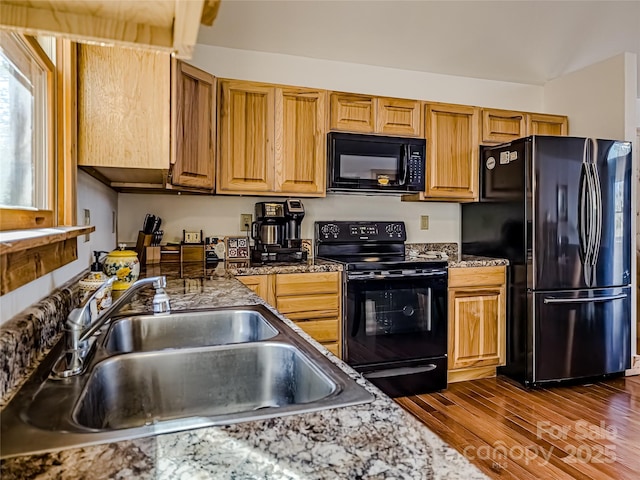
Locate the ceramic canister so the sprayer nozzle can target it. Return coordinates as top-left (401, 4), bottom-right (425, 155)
top-left (103, 245), bottom-right (140, 290)
top-left (78, 271), bottom-right (113, 316)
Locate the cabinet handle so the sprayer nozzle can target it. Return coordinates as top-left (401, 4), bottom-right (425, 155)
top-left (543, 293), bottom-right (627, 304)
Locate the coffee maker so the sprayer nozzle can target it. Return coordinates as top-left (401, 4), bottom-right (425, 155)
top-left (251, 199), bottom-right (307, 263)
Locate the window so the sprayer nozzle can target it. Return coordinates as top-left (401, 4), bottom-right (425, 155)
top-left (0, 32), bottom-right (55, 230)
top-left (0, 34), bottom-right (81, 295)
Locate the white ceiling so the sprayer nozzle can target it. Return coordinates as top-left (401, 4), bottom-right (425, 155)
top-left (197, 0), bottom-right (640, 93)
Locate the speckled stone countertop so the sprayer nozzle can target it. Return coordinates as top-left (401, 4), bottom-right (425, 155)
top-left (227, 258), bottom-right (343, 276)
top-left (1, 266), bottom-right (488, 480)
top-left (226, 243), bottom-right (507, 276)
top-left (405, 242), bottom-right (509, 268)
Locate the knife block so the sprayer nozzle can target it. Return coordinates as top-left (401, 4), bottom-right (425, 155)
top-left (135, 231), bottom-right (154, 262)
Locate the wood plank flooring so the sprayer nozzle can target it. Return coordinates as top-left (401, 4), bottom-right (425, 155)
top-left (396, 375), bottom-right (640, 480)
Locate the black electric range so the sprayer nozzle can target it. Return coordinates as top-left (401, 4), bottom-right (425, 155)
top-left (315, 221), bottom-right (448, 397)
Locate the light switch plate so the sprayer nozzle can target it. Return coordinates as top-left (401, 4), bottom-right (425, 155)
top-left (420, 215), bottom-right (429, 230)
top-left (183, 230), bottom-right (202, 244)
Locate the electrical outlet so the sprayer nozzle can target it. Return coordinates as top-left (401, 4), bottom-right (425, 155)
top-left (240, 214), bottom-right (252, 232)
top-left (420, 215), bottom-right (429, 230)
top-left (83, 209), bottom-right (90, 242)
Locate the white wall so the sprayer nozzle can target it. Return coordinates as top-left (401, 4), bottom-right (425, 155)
top-left (190, 45), bottom-right (545, 111)
top-left (543, 53), bottom-right (633, 139)
top-left (0, 171), bottom-right (118, 324)
top-left (118, 45), bottom-right (549, 245)
top-left (118, 194), bottom-right (459, 245)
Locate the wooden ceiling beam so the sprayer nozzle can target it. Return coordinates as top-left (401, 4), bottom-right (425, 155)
top-left (172, 0), bottom-right (204, 59)
top-left (0, 2), bottom-right (175, 53)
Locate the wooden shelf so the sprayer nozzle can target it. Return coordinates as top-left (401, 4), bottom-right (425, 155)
top-left (0, 225), bottom-right (95, 295)
top-left (0, 226), bottom-right (95, 255)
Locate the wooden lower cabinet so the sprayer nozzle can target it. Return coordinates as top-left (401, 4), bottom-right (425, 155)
top-left (447, 266), bottom-right (506, 383)
top-left (237, 271), bottom-right (342, 357)
top-left (237, 274), bottom-right (275, 305)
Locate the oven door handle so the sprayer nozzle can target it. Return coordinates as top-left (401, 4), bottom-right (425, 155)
top-left (347, 271), bottom-right (447, 281)
top-left (364, 364), bottom-right (438, 379)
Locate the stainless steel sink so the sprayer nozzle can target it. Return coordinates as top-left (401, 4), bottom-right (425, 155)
top-left (103, 309), bottom-right (278, 353)
top-left (74, 343), bottom-right (336, 430)
top-left (1, 305), bottom-right (374, 458)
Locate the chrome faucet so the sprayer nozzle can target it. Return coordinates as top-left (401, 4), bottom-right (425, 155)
top-left (53, 275), bottom-right (170, 378)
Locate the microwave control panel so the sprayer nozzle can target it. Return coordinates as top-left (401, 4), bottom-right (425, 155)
top-left (407, 146), bottom-right (424, 188)
top-left (315, 221), bottom-right (406, 242)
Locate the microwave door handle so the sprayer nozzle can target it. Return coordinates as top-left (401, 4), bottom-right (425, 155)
top-left (398, 145), bottom-right (408, 186)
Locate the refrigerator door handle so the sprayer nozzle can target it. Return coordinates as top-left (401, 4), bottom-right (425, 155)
top-left (578, 141), bottom-right (593, 267)
top-left (590, 158), bottom-right (603, 267)
top-left (543, 293), bottom-right (628, 304)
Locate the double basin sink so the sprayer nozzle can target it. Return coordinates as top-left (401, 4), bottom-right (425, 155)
top-left (1, 306), bottom-right (373, 458)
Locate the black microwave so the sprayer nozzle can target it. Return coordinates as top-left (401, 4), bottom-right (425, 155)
top-left (327, 132), bottom-right (426, 193)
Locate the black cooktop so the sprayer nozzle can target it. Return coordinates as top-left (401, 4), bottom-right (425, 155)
top-left (315, 221), bottom-right (448, 272)
top-left (318, 255), bottom-right (447, 272)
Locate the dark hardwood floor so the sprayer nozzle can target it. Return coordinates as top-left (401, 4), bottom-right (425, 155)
top-left (396, 375), bottom-right (640, 480)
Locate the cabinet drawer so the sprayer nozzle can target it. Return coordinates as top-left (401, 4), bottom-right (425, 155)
top-left (449, 266), bottom-right (505, 288)
top-left (277, 294), bottom-right (340, 315)
top-left (276, 272), bottom-right (340, 296)
top-left (295, 318), bottom-right (340, 343)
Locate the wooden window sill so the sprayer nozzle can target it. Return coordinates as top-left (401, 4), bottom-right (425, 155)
top-left (0, 226), bottom-right (94, 255)
top-left (0, 226), bottom-right (95, 295)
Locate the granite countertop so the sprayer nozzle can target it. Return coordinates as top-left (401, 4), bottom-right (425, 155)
top-left (227, 258), bottom-right (343, 276)
top-left (1, 267), bottom-right (487, 480)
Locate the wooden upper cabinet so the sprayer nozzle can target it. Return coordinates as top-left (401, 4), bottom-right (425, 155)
top-left (527, 113), bottom-right (568, 136)
top-left (217, 80), bottom-right (274, 194)
top-left (424, 103), bottom-right (479, 200)
top-left (170, 60), bottom-right (216, 191)
top-left (274, 88), bottom-right (326, 195)
top-left (330, 93), bottom-right (375, 132)
top-left (482, 109), bottom-right (569, 144)
top-left (481, 108), bottom-right (527, 143)
top-left (330, 92), bottom-right (421, 136)
top-left (218, 80), bottom-right (326, 196)
top-left (78, 44), bottom-right (170, 186)
top-left (376, 97), bottom-right (422, 136)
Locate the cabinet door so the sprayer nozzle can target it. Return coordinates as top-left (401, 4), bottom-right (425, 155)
top-left (78, 45), bottom-right (169, 176)
top-left (481, 108), bottom-right (526, 143)
top-left (274, 88), bottom-right (326, 195)
top-left (218, 80), bottom-right (274, 194)
top-left (448, 285), bottom-right (506, 370)
top-left (376, 97), bottom-right (422, 136)
top-left (237, 275), bottom-right (275, 305)
top-left (527, 113), bottom-right (568, 136)
top-left (425, 103), bottom-right (479, 200)
top-left (170, 61), bottom-right (216, 190)
top-left (329, 93), bottom-right (375, 132)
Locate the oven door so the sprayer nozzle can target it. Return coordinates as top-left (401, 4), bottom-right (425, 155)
top-left (344, 272), bottom-right (447, 366)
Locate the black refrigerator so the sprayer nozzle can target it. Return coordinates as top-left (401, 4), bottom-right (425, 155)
top-left (462, 135), bottom-right (632, 387)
